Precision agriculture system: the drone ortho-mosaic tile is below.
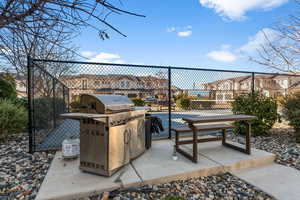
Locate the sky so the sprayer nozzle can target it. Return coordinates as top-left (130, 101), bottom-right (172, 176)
top-left (76, 0), bottom-right (297, 73)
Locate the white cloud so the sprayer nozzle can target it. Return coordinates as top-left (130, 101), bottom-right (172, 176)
top-left (166, 27), bottom-right (176, 32)
top-left (206, 28), bottom-right (279, 63)
top-left (81, 51), bottom-right (97, 57)
top-left (166, 25), bottom-right (192, 37)
top-left (199, 0), bottom-right (289, 20)
top-left (239, 28), bottom-right (279, 54)
top-left (207, 50), bottom-right (237, 62)
top-left (88, 52), bottom-right (124, 64)
top-left (221, 44), bottom-right (231, 50)
top-left (178, 30), bottom-right (192, 37)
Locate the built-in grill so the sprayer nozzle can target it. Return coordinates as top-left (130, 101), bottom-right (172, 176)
top-left (61, 94), bottom-right (146, 176)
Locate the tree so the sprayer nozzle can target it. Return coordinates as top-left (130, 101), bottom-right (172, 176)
top-left (0, 0), bottom-right (145, 39)
top-left (0, 1), bottom-right (145, 97)
top-left (250, 1), bottom-right (300, 73)
top-left (0, 71), bottom-right (17, 99)
top-left (0, 22), bottom-right (77, 97)
top-left (0, 23), bottom-right (76, 75)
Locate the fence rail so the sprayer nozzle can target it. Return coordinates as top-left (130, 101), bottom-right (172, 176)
top-left (27, 57), bottom-right (300, 152)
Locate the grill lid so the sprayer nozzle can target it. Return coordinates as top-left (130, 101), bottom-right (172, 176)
top-left (91, 94), bottom-right (133, 106)
top-left (80, 94), bottom-right (134, 114)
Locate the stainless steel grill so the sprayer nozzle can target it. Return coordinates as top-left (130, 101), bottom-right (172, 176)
top-left (62, 94), bottom-right (146, 176)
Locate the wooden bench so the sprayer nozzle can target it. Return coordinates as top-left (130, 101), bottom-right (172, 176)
top-left (171, 123), bottom-right (235, 162)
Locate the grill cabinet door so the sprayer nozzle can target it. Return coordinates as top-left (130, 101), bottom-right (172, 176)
top-left (80, 120), bottom-right (107, 173)
top-left (108, 124), bottom-right (130, 170)
top-left (129, 117), bottom-right (146, 159)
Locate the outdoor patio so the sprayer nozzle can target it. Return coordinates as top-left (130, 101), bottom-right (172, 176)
top-left (3, 2), bottom-right (300, 200)
top-left (36, 139), bottom-right (275, 200)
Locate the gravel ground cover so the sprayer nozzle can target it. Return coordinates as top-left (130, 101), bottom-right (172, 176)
top-left (0, 133), bottom-right (54, 200)
top-left (2, 123), bottom-right (299, 200)
top-left (233, 125), bottom-right (300, 171)
top-left (86, 173), bottom-right (275, 200)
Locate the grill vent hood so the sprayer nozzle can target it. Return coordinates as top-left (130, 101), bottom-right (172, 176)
top-left (80, 94), bottom-right (134, 114)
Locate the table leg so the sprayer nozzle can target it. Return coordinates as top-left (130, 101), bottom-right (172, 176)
top-left (222, 120), bottom-right (251, 155)
top-left (175, 130), bottom-right (179, 149)
top-left (192, 124), bottom-right (198, 163)
top-left (222, 129), bottom-right (226, 145)
top-left (246, 121), bottom-right (251, 154)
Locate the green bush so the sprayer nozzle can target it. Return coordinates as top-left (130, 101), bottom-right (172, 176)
top-left (70, 100), bottom-right (81, 112)
top-left (281, 93), bottom-right (300, 142)
top-left (176, 96), bottom-right (190, 110)
top-left (199, 101), bottom-right (214, 109)
top-left (174, 94), bottom-right (188, 101)
top-left (34, 97), bottom-right (65, 130)
top-left (11, 97), bottom-right (28, 108)
top-left (0, 99), bottom-right (28, 141)
top-left (131, 97), bottom-right (145, 106)
top-left (231, 92), bottom-right (279, 136)
top-left (0, 73), bottom-right (17, 99)
top-left (190, 97), bottom-right (215, 110)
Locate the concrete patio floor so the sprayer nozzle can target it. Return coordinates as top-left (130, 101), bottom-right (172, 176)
top-left (234, 164), bottom-right (300, 200)
top-left (36, 139), bottom-right (275, 200)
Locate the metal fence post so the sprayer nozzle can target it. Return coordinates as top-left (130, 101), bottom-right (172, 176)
top-left (67, 87), bottom-right (70, 112)
top-left (53, 79), bottom-right (56, 127)
top-left (168, 67), bottom-right (172, 139)
top-left (27, 56), bottom-right (34, 153)
top-left (63, 86), bottom-right (70, 112)
top-left (62, 86), bottom-right (66, 113)
top-left (251, 72), bottom-right (255, 95)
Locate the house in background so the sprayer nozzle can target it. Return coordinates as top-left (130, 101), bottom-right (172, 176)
top-left (14, 74), bottom-right (27, 98)
top-left (201, 74), bottom-right (300, 103)
top-left (60, 74), bottom-right (182, 101)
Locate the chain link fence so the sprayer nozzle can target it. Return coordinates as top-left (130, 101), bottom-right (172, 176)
top-left (27, 58), bottom-right (300, 152)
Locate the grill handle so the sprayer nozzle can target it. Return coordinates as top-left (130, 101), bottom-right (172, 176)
top-left (106, 107), bottom-right (134, 112)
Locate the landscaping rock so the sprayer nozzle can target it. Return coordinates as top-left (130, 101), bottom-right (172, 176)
top-left (87, 173), bottom-right (275, 200)
top-left (232, 129), bottom-right (300, 171)
top-left (0, 133), bottom-right (54, 200)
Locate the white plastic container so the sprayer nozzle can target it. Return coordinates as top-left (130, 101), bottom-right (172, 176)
top-left (62, 136), bottom-right (80, 159)
top-left (172, 145), bottom-right (178, 161)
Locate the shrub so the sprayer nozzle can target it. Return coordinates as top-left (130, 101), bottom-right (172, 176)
top-left (0, 73), bottom-right (17, 99)
top-left (281, 93), bottom-right (300, 142)
top-left (34, 97), bottom-right (65, 130)
top-left (174, 93), bottom-right (188, 101)
top-left (70, 100), bottom-right (81, 112)
top-left (11, 97), bottom-right (28, 108)
top-left (0, 99), bottom-right (28, 141)
top-left (231, 92), bottom-right (279, 136)
top-left (131, 97), bottom-right (145, 106)
top-left (198, 97), bottom-right (215, 109)
top-left (275, 96), bottom-right (285, 108)
top-left (199, 100), bottom-right (215, 109)
top-left (189, 97), bottom-right (215, 110)
top-left (176, 96), bottom-right (190, 110)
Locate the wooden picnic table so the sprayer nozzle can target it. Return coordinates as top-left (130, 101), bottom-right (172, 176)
top-left (180, 114), bottom-right (257, 163)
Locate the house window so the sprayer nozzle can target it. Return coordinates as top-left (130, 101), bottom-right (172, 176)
top-left (225, 83), bottom-right (229, 90)
top-left (94, 81), bottom-right (101, 86)
top-left (225, 94), bottom-right (232, 100)
top-left (217, 94), bottom-right (223, 100)
top-left (82, 80), bottom-right (87, 89)
top-left (120, 81), bottom-right (129, 88)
